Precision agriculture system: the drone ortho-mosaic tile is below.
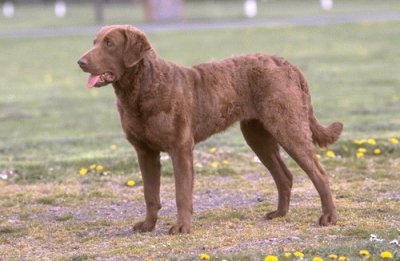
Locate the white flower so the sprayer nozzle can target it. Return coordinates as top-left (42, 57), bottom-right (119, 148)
top-left (389, 239), bottom-right (399, 246)
top-left (370, 234), bottom-right (384, 242)
top-left (160, 153), bottom-right (170, 161)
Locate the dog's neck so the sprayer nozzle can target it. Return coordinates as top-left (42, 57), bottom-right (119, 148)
top-left (112, 50), bottom-right (162, 113)
top-left (114, 50), bottom-right (158, 90)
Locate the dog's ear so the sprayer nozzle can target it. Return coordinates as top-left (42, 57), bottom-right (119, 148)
top-left (122, 25), bottom-right (151, 68)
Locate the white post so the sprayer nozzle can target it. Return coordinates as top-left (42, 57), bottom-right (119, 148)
top-left (3, 1), bottom-right (15, 18)
top-left (55, 0), bottom-right (67, 18)
top-left (244, 0), bottom-right (257, 18)
top-left (320, 0), bottom-right (333, 11)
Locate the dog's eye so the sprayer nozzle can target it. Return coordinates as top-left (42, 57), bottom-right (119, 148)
top-left (104, 38), bottom-right (113, 47)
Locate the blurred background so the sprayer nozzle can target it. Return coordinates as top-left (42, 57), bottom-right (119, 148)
top-left (0, 0), bottom-right (399, 182)
top-left (1, 0), bottom-right (399, 31)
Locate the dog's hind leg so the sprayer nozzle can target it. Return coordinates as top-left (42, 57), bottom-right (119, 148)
top-left (251, 66), bottom-right (337, 226)
top-left (240, 119), bottom-right (293, 220)
top-left (260, 110), bottom-right (337, 226)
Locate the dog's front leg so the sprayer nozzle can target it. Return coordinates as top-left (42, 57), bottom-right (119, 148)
top-left (168, 145), bottom-right (194, 234)
top-left (133, 146), bottom-right (161, 232)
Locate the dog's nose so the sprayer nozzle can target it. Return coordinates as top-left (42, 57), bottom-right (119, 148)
top-left (77, 57), bottom-right (88, 67)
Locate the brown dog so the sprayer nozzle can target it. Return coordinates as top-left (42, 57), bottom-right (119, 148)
top-left (78, 25), bottom-right (343, 234)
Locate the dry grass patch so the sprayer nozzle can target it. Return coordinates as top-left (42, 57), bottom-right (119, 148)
top-left (1, 152), bottom-right (399, 260)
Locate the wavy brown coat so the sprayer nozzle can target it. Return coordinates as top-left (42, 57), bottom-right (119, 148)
top-left (78, 25), bottom-right (343, 234)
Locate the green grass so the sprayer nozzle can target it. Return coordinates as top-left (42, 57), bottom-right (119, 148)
top-left (1, 21), bottom-right (400, 183)
top-left (0, 1), bottom-right (400, 259)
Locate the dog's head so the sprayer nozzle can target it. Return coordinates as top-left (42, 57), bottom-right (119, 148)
top-left (77, 25), bottom-right (151, 88)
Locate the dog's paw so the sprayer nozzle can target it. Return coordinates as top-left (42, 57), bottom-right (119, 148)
top-left (133, 220), bottom-right (156, 232)
top-left (319, 212), bottom-right (337, 226)
top-left (265, 210), bottom-right (286, 220)
top-left (168, 222), bottom-right (191, 235)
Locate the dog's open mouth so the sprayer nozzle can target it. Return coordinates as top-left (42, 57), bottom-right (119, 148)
top-left (87, 72), bottom-right (115, 88)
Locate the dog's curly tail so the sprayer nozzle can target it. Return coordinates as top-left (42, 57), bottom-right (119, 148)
top-left (310, 115), bottom-right (343, 148)
top-left (295, 65), bottom-right (343, 148)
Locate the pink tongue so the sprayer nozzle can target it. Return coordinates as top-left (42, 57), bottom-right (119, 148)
top-left (87, 75), bottom-right (101, 88)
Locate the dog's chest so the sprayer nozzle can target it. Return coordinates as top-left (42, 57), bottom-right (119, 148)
top-left (117, 102), bottom-right (142, 137)
top-left (116, 101), bottom-right (175, 151)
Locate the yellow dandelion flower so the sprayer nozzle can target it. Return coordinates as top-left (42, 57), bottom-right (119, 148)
top-left (367, 138), bottom-right (376, 145)
top-left (338, 256), bottom-right (348, 261)
top-left (358, 147), bottom-right (367, 153)
top-left (79, 168), bottom-right (88, 176)
top-left (389, 137), bottom-right (399, 144)
top-left (326, 150), bottom-right (336, 158)
top-left (264, 255), bottom-right (278, 261)
top-left (359, 250), bottom-right (370, 257)
top-left (210, 161), bottom-right (220, 168)
top-left (222, 159), bottom-right (229, 165)
top-left (313, 257), bottom-right (324, 261)
top-left (354, 139), bottom-right (367, 145)
top-left (380, 251), bottom-right (393, 259)
top-left (373, 148), bottom-right (381, 155)
top-left (90, 164), bottom-right (97, 169)
top-left (356, 152), bottom-right (365, 158)
top-left (199, 253), bottom-right (210, 260)
top-left (328, 254), bottom-right (338, 260)
top-left (110, 144), bottom-right (117, 151)
top-left (96, 165), bottom-right (104, 172)
top-left (126, 180), bottom-right (135, 187)
top-left (284, 252), bottom-right (292, 258)
top-left (209, 147), bottom-right (217, 153)
top-left (294, 251), bottom-right (304, 259)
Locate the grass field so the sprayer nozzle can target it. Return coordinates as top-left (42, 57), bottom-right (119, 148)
top-left (1, 1), bottom-right (400, 260)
